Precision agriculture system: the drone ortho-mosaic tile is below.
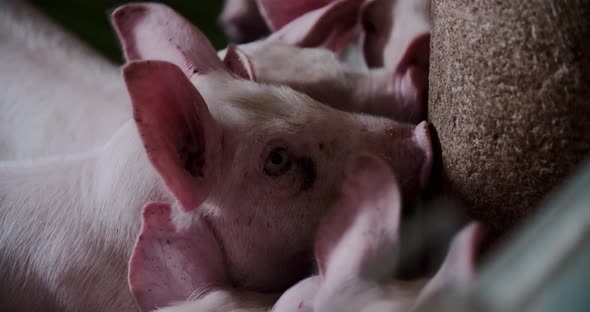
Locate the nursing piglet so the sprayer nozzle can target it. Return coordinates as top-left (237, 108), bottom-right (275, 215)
top-left (273, 154), bottom-right (479, 312)
top-left (0, 0), bottom-right (423, 162)
top-left (258, 0), bottom-right (431, 114)
top-left (126, 154), bottom-right (475, 312)
top-left (0, 4), bottom-right (432, 311)
top-left (124, 0), bottom-right (425, 123)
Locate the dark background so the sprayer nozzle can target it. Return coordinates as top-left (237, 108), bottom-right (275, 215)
top-left (30, 0), bottom-right (229, 63)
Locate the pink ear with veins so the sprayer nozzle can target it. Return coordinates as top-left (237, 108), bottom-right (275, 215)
top-left (112, 3), bottom-right (226, 76)
top-left (129, 203), bottom-right (227, 312)
top-left (123, 60), bottom-right (221, 212)
top-left (266, 0), bottom-right (363, 52)
top-left (414, 223), bottom-right (481, 307)
top-left (314, 153), bottom-right (402, 285)
top-left (223, 44), bottom-right (256, 81)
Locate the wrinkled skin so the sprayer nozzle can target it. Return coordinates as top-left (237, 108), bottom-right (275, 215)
top-left (0, 3), bottom-right (432, 311)
top-left (129, 154), bottom-right (478, 312)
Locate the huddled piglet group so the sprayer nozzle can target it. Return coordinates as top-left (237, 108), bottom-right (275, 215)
top-left (0, 1), bottom-right (477, 311)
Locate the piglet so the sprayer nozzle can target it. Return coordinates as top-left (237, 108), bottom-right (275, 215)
top-left (258, 0), bottom-right (431, 71)
top-left (258, 0), bottom-right (431, 116)
top-left (0, 3), bottom-right (432, 311)
top-left (273, 154), bottom-right (479, 312)
top-left (0, 0), bottom-right (423, 163)
top-left (126, 153), bottom-right (477, 312)
top-left (222, 0), bottom-right (425, 122)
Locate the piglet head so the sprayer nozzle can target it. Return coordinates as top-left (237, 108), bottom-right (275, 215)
top-left (115, 3), bottom-right (432, 292)
top-left (274, 154), bottom-right (480, 312)
top-left (257, 0), bottom-right (427, 121)
top-left (229, 42), bottom-right (425, 122)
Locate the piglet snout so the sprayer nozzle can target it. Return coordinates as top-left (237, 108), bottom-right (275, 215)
top-left (383, 120), bottom-right (433, 196)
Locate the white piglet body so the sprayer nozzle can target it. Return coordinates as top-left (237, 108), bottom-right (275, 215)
top-left (0, 0), bottom-right (130, 161)
top-left (0, 3), bottom-right (432, 311)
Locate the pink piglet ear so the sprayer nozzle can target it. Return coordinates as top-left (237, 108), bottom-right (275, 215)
top-left (266, 0), bottom-right (363, 52)
top-left (413, 222), bottom-right (481, 307)
top-left (223, 44), bottom-right (256, 81)
top-left (112, 3), bottom-right (227, 77)
top-left (314, 153), bottom-right (402, 285)
top-left (123, 60), bottom-right (221, 212)
top-left (257, 0), bottom-right (333, 31)
top-left (129, 203), bottom-right (228, 312)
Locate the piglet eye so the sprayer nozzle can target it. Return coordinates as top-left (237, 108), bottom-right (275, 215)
top-left (264, 147), bottom-right (291, 176)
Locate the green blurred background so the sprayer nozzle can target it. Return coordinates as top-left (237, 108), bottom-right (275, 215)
top-left (30, 0), bottom-right (229, 63)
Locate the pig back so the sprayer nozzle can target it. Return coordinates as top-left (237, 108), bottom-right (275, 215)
top-left (428, 1), bottom-right (590, 243)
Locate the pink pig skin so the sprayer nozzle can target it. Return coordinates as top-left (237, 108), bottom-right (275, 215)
top-left (131, 154), bottom-right (476, 312)
top-left (0, 3), bottom-right (432, 311)
top-left (273, 154), bottom-right (479, 312)
top-left (257, 0), bottom-right (431, 118)
top-left (221, 41), bottom-right (426, 122)
top-left (360, 0), bottom-right (431, 70)
top-left (258, 0), bottom-right (431, 72)
top-left (1, 0), bottom-right (423, 163)
top-left (218, 0), bottom-right (269, 43)
top-left (0, 0), bottom-right (131, 161)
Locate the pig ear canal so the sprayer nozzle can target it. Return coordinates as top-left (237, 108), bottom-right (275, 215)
top-left (266, 0), bottom-right (363, 52)
top-left (129, 203), bottom-right (228, 312)
top-left (123, 60), bottom-right (221, 212)
top-left (223, 44), bottom-right (256, 81)
top-left (314, 153), bottom-right (402, 286)
top-left (413, 223), bottom-right (481, 308)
